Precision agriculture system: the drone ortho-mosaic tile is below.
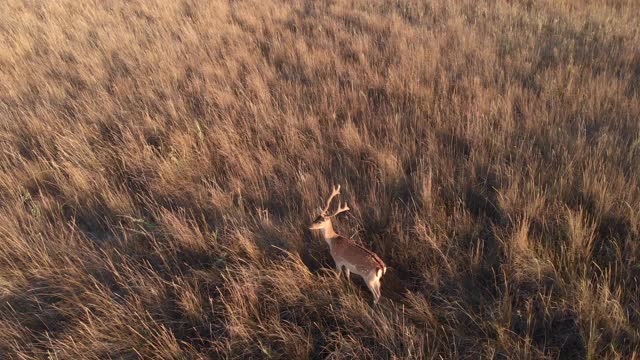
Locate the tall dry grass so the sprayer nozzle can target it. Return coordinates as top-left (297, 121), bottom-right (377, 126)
top-left (1, 0), bottom-right (639, 358)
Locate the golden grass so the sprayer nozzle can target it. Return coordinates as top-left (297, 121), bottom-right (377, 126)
top-left (1, 0), bottom-right (639, 358)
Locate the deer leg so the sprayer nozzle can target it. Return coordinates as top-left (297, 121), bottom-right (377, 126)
top-left (367, 274), bottom-right (382, 304)
top-left (335, 262), bottom-right (343, 279)
top-left (344, 267), bottom-right (351, 281)
top-left (365, 274), bottom-right (379, 304)
top-left (374, 280), bottom-right (382, 304)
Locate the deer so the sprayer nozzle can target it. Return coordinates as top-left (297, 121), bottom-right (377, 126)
top-left (309, 185), bottom-right (387, 304)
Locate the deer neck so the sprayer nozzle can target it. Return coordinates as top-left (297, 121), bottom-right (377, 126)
top-left (320, 222), bottom-right (338, 248)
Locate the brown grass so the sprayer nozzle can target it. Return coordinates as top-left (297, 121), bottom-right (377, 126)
top-left (1, 0), bottom-right (639, 358)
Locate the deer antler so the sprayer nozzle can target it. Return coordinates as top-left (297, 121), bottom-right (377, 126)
top-left (330, 201), bottom-right (350, 217)
top-left (322, 185), bottom-right (341, 215)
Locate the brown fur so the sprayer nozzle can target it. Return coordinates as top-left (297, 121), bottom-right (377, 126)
top-left (309, 189), bottom-right (387, 304)
top-left (329, 235), bottom-right (386, 275)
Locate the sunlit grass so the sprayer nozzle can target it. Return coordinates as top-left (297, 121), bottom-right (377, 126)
top-left (0, 0), bottom-right (639, 358)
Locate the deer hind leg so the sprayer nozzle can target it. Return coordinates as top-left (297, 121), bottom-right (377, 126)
top-left (374, 272), bottom-right (383, 303)
top-left (371, 280), bottom-right (381, 304)
top-left (334, 261), bottom-right (344, 279)
top-left (365, 273), bottom-right (381, 304)
top-left (344, 267), bottom-right (351, 281)
top-left (374, 279), bottom-right (382, 303)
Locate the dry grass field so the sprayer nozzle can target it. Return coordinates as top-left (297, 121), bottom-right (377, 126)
top-left (1, 0), bottom-right (639, 358)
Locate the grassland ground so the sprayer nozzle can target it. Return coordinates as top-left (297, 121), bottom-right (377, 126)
top-left (1, 0), bottom-right (639, 358)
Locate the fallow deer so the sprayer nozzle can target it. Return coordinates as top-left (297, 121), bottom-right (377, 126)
top-left (309, 185), bottom-right (387, 304)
